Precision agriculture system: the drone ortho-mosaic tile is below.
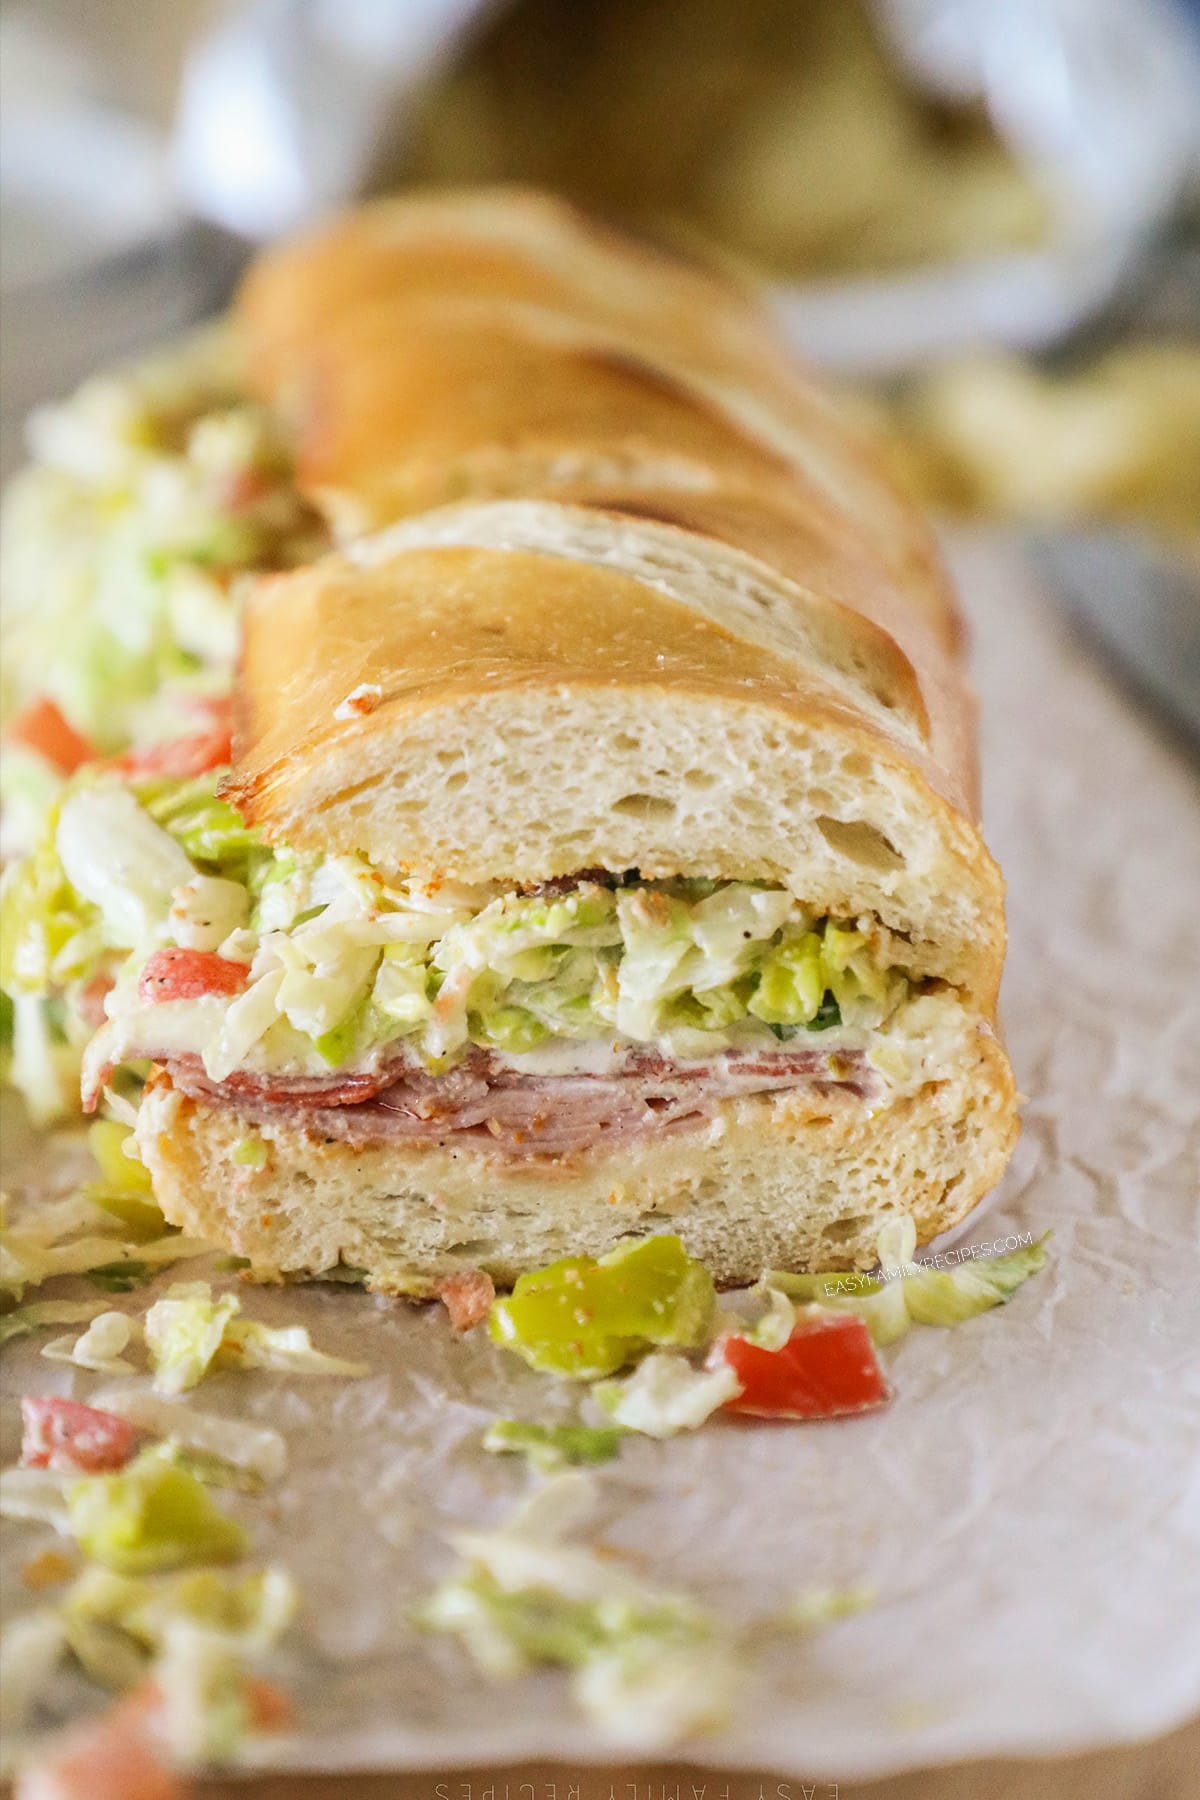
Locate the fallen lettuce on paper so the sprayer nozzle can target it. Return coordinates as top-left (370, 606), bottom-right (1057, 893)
top-left (481, 1421), bottom-right (624, 1473)
top-left (0, 1297), bottom-right (111, 1349)
top-left (42, 1309), bottom-right (140, 1375)
top-left (765, 1219), bottom-right (1049, 1342)
top-left (421, 1478), bottom-right (739, 1750)
top-left (145, 1281), bottom-right (370, 1393)
top-left (592, 1352), bottom-right (741, 1438)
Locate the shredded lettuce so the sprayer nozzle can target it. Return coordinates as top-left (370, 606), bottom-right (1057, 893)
top-left (137, 775), bottom-right (264, 876)
top-left (0, 1296), bottom-right (112, 1349)
top-left (56, 784), bottom-right (195, 950)
top-left (593, 1353), bottom-right (741, 1437)
top-left (1, 327), bottom-right (321, 759)
top-left (1, 1206), bottom-right (209, 1305)
top-left (2, 1221), bottom-right (136, 1302)
top-left (153, 1621), bottom-right (262, 1762)
top-left (53, 1564), bottom-right (295, 1758)
top-left (422, 1490), bottom-right (737, 1746)
top-left (482, 1421), bottom-right (624, 1472)
top-left (84, 1119), bottom-right (164, 1238)
top-left (144, 1281), bottom-right (369, 1393)
top-left (902, 1239), bottom-right (1050, 1323)
top-left (735, 1284), bottom-right (798, 1350)
top-left (5, 758), bottom-right (914, 1095)
top-left (42, 1310), bottom-right (139, 1375)
top-left (168, 873), bottom-right (250, 953)
top-left (65, 1444), bottom-right (247, 1573)
top-left (0, 1608), bottom-right (68, 1733)
top-left (766, 1220), bottom-right (1049, 1342)
top-left (64, 1563), bottom-right (295, 1660)
top-left (0, 1466), bottom-right (73, 1532)
top-left (7, 993), bottom-right (85, 1124)
top-left (488, 1236), bottom-right (717, 1380)
top-left (84, 1261), bottom-right (155, 1294)
top-left (765, 1266), bottom-right (912, 1346)
top-left (0, 820), bottom-right (101, 995)
top-left (144, 1286), bottom-right (241, 1394)
top-left (152, 1402), bottom-right (284, 1485)
top-left (783, 1585), bottom-right (877, 1631)
top-left (223, 1315), bottom-right (371, 1379)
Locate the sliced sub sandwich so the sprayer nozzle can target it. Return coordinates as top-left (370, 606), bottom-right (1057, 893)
top-left (43, 188), bottom-right (1017, 1291)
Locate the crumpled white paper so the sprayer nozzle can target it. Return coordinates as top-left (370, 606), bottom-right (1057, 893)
top-left (2, 532), bottom-right (1198, 1780)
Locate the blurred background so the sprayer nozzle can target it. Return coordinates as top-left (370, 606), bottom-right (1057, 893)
top-left (2, 0), bottom-right (1199, 727)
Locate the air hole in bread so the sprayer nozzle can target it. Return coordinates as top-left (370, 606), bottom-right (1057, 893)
top-left (816, 815), bottom-right (905, 871)
top-left (613, 792), bottom-right (676, 821)
top-left (613, 731), bottom-right (641, 752)
top-left (683, 768), bottom-right (718, 791)
top-left (444, 770), bottom-right (468, 792)
top-left (822, 1216), bottom-right (869, 1247)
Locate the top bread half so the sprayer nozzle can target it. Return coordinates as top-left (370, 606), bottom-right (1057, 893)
top-left (225, 188), bottom-right (1003, 1011)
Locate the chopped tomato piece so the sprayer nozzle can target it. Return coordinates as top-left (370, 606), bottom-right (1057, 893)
top-left (713, 1308), bottom-right (891, 1420)
top-left (221, 467), bottom-right (272, 513)
top-left (245, 1677), bottom-right (291, 1731)
top-left (21, 1398), bottom-right (138, 1475)
top-left (15, 1687), bottom-right (179, 1800)
top-left (111, 697), bottom-right (233, 779)
top-left (138, 948), bottom-right (250, 1004)
top-left (437, 1268), bottom-right (496, 1332)
top-left (5, 698), bottom-right (97, 775)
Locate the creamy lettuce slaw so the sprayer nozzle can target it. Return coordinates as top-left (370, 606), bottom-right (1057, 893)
top-left (1, 766), bottom-right (926, 1101)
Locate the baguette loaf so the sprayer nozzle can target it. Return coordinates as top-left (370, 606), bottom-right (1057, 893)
top-left (131, 188), bottom-right (1017, 1291)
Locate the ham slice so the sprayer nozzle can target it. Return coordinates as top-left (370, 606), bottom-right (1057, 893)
top-left (158, 1043), bottom-right (874, 1159)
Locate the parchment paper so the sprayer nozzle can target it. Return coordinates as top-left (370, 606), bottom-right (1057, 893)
top-left (2, 532), bottom-right (1198, 1780)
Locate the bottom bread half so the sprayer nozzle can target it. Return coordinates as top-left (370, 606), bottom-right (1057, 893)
top-left (135, 1019), bottom-right (1019, 1294)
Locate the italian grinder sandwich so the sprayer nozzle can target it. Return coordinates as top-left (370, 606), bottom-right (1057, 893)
top-left (2, 190), bottom-right (1018, 1287)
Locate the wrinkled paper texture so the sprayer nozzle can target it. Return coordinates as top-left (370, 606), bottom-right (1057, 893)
top-left (2, 534), bottom-right (1198, 1779)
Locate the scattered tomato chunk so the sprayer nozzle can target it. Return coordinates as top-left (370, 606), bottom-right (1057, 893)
top-left (111, 698), bottom-right (232, 779)
top-left (712, 1308), bottom-right (891, 1420)
top-left (15, 1687), bottom-right (179, 1800)
top-left (138, 948), bottom-right (250, 1004)
top-left (438, 1268), bottom-right (496, 1332)
top-left (5, 698), bottom-right (97, 775)
top-left (245, 1677), bottom-right (291, 1731)
top-left (21, 1398), bottom-right (137, 1475)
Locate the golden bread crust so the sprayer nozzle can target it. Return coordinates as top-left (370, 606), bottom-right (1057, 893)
top-left (235, 189), bottom-right (960, 651)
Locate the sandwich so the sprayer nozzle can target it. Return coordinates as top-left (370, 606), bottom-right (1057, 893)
top-left (3, 190), bottom-right (1018, 1286)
